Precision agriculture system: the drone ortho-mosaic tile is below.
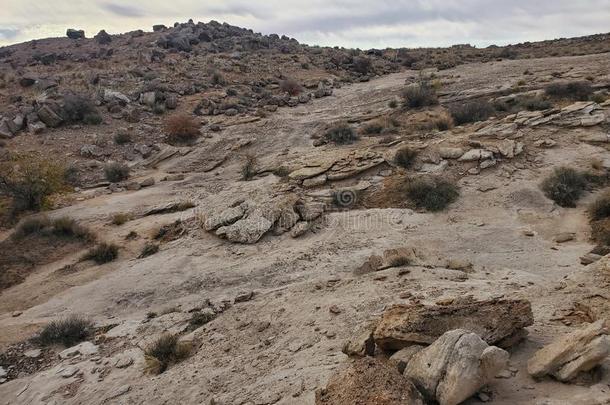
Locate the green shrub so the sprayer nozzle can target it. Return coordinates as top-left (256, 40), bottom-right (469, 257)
top-left (353, 56), bottom-right (372, 74)
top-left (325, 124), bottom-right (358, 145)
top-left (405, 177), bottom-right (459, 212)
top-left (541, 167), bottom-right (588, 207)
top-left (104, 162), bottom-right (130, 182)
top-left (62, 94), bottom-right (101, 124)
top-left (450, 100), bottom-right (494, 125)
top-left (187, 310), bottom-right (215, 330)
top-left (35, 315), bottom-right (93, 347)
top-left (388, 100), bottom-right (398, 108)
top-left (545, 81), bottom-right (594, 101)
top-left (82, 243), bottom-right (119, 264)
top-left (402, 80), bottom-right (438, 108)
top-left (82, 113), bottom-right (102, 125)
top-left (144, 334), bottom-right (191, 374)
top-left (394, 147), bottom-right (419, 169)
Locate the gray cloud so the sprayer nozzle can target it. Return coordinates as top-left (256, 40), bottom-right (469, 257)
top-left (0, 28), bottom-right (19, 40)
top-left (0, 0), bottom-right (608, 48)
top-left (100, 3), bottom-right (145, 18)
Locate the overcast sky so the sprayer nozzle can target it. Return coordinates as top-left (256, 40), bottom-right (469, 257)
top-left (1, 0), bottom-right (609, 48)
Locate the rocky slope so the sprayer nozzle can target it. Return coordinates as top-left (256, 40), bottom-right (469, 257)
top-left (1, 22), bottom-right (610, 405)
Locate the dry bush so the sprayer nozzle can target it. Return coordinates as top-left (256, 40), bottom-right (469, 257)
top-left (545, 81), bottom-right (594, 101)
top-left (164, 114), bottom-right (200, 145)
top-left (279, 78), bottom-right (303, 96)
top-left (450, 100), bottom-right (494, 125)
top-left (104, 162), bottom-right (130, 182)
top-left (241, 155), bottom-right (258, 181)
top-left (35, 315), bottom-right (93, 347)
top-left (111, 212), bottom-right (132, 225)
top-left (402, 80), bottom-right (438, 108)
top-left (361, 117), bottom-right (399, 135)
top-left (353, 56), bottom-right (372, 74)
top-left (0, 153), bottom-right (66, 214)
top-left (325, 123), bottom-right (359, 145)
top-left (144, 334), bottom-right (191, 374)
top-left (48, 217), bottom-right (94, 241)
top-left (405, 177), bottom-right (460, 212)
top-left (592, 219), bottom-right (610, 246)
top-left (114, 131), bottom-right (132, 145)
top-left (187, 310), bottom-right (216, 331)
top-left (62, 94), bottom-right (102, 124)
top-left (394, 147), bottom-right (419, 169)
top-left (541, 167), bottom-right (588, 207)
top-left (589, 191), bottom-right (610, 221)
top-left (139, 243), bottom-right (159, 258)
top-left (210, 70), bottom-right (226, 86)
top-left (82, 242), bottom-right (119, 264)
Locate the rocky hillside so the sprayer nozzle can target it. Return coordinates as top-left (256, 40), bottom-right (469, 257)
top-left (1, 21), bottom-right (610, 405)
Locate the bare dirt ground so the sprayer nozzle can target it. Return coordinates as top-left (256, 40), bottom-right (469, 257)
top-left (1, 51), bottom-right (610, 404)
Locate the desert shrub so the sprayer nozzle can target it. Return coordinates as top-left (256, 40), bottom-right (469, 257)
top-left (545, 81), bottom-right (594, 101)
top-left (12, 215), bottom-right (92, 241)
top-left (353, 57), bottom-right (372, 74)
top-left (592, 219), bottom-right (610, 246)
top-left (591, 93), bottom-right (608, 104)
top-left (518, 96), bottom-right (553, 111)
top-left (272, 166), bottom-right (291, 178)
top-left (405, 177), bottom-right (459, 212)
top-left (388, 255), bottom-right (411, 267)
top-left (450, 100), bottom-right (494, 125)
top-left (164, 114), bottom-right (200, 145)
top-left (114, 131), bottom-right (132, 145)
top-left (362, 118), bottom-right (398, 135)
top-left (139, 243), bottom-right (159, 258)
top-left (394, 147), bottom-right (419, 169)
top-left (541, 167), bottom-right (588, 207)
top-left (226, 88), bottom-right (238, 97)
top-left (241, 155), bottom-right (258, 181)
top-left (589, 192), bottom-right (610, 221)
top-left (62, 94), bottom-right (101, 124)
top-left (210, 71), bottom-right (225, 86)
top-left (388, 100), bottom-right (398, 108)
top-left (402, 80), bottom-right (438, 108)
top-left (50, 217), bottom-right (93, 240)
top-left (325, 123), bottom-right (358, 145)
top-left (0, 153), bottom-right (66, 213)
top-left (279, 78), bottom-right (303, 96)
top-left (111, 212), bottom-right (131, 225)
top-left (187, 310), bottom-right (215, 330)
top-left (35, 315), bottom-right (93, 347)
top-left (104, 162), bottom-right (130, 182)
top-left (144, 334), bottom-right (191, 374)
top-left (82, 242), bottom-right (119, 264)
top-left (83, 113), bottom-right (102, 125)
top-left (153, 103), bottom-right (166, 115)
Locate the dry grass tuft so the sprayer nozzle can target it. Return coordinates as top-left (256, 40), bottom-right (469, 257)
top-left (144, 334), bottom-right (191, 374)
top-left (164, 114), bottom-right (200, 145)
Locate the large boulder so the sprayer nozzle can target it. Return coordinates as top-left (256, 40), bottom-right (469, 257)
top-left (527, 319), bottom-right (610, 382)
top-left (404, 329), bottom-right (509, 405)
top-left (316, 357), bottom-right (425, 405)
top-left (204, 205), bottom-right (246, 231)
top-left (66, 29), bottom-right (85, 39)
top-left (373, 299), bottom-right (533, 351)
top-left (36, 104), bottom-right (64, 128)
top-left (216, 207), bottom-right (278, 244)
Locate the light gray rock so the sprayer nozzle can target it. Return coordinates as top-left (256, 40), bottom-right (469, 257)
top-left (59, 342), bottom-right (99, 359)
top-left (527, 320), bottom-right (610, 382)
top-left (295, 201), bottom-right (325, 221)
top-left (103, 89), bottom-right (130, 104)
top-left (290, 221), bottom-right (311, 238)
top-left (36, 104), bottom-right (64, 128)
top-left (458, 149), bottom-right (493, 162)
top-left (59, 366), bottom-right (80, 378)
top-left (139, 92), bottom-right (157, 107)
top-left (438, 147), bottom-right (465, 159)
top-left (271, 207), bottom-right (300, 235)
top-left (216, 208), bottom-right (277, 244)
top-left (390, 345), bottom-right (425, 373)
top-left (404, 329), bottom-right (509, 405)
top-left (204, 205), bottom-right (245, 231)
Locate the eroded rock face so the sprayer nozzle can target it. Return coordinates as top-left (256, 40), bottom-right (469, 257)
top-left (216, 208), bottom-right (279, 244)
top-left (373, 299), bottom-right (533, 351)
top-left (204, 205), bottom-right (246, 231)
top-left (527, 319), bottom-right (610, 382)
top-left (404, 329), bottom-right (509, 405)
top-left (315, 357), bottom-right (425, 405)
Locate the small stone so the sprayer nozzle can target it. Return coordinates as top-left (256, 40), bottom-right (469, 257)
top-left (554, 232), bottom-right (575, 243)
top-left (235, 291), bottom-right (255, 303)
top-left (329, 305), bottom-right (341, 314)
top-left (114, 356), bottom-right (133, 369)
top-left (60, 366), bottom-right (79, 378)
top-left (24, 349), bottom-right (42, 358)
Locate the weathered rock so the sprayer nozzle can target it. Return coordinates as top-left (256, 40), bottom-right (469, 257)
top-left (302, 174), bottom-right (327, 188)
top-left (404, 329), bottom-right (509, 405)
top-left (290, 221), bottom-right (311, 238)
top-left (315, 357), bottom-right (425, 405)
top-left (342, 324), bottom-right (376, 357)
top-left (438, 147), bottom-right (465, 160)
top-left (103, 89), bottom-right (130, 104)
top-left (139, 91), bottom-right (157, 107)
top-left (59, 342), bottom-right (99, 359)
top-left (271, 206), bottom-right (300, 235)
top-left (0, 118), bottom-right (14, 138)
top-left (355, 254), bottom-right (384, 275)
top-left (295, 201), bottom-right (325, 221)
top-left (216, 208), bottom-right (277, 244)
top-left (80, 144), bottom-right (104, 158)
top-left (527, 319), bottom-right (610, 382)
top-left (390, 345), bottom-right (425, 373)
top-left (204, 205), bottom-right (245, 231)
top-left (36, 104), bottom-right (64, 127)
top-left (458, 149), bottom-right (493, 162)
top-left (66, 29), bottom-right (85, 39)
top-left (373, 299), bottom-right (533, 351)
top-left (94, 29), bottom-right (112, 45)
